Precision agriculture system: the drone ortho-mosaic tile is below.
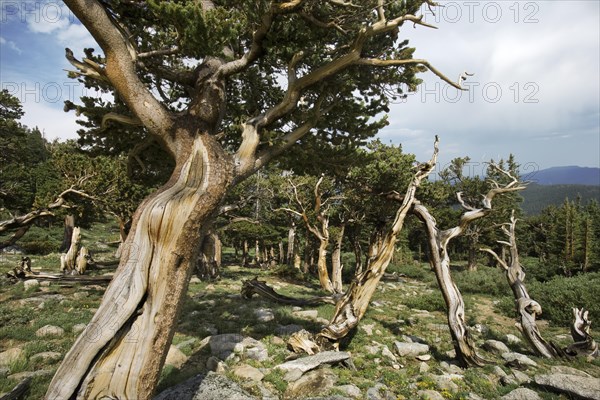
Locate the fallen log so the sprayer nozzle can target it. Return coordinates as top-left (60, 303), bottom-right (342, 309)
top-left (241, 277), bottom-right (336, 306)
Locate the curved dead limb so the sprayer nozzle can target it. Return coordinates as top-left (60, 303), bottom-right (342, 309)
top-left (241, 277), bottom-right (336, 306)
top-left (0, 189), bottom-right (98, 250)
top-left (410, 164), bottom-right (525, 367)
top-left (567, 308), bottom-right (599, 358)
top-left (480, 212), bottom-right (561, 358)
top-left (284, 137), bottom-right (439, 352)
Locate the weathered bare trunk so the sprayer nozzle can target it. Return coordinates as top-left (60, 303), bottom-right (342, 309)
top-left (60, 215), bottom-right (75, 252)
top-left (413, 203), bottom-right (486, 367)
top-left (481, 213), bottom-right (559, 358)
top-left (75, 246), bottom-right (90, 275)
top-left (287, 222), bottom-right (296, 267)
top-left (242, 240), bottom-right (249, 267)
top-left (279, 241), bottom-right (285, 264)
top-left (411, 168), bottom-right (524, 367)
top-left (331, 224), bottom-right (345, 293)
top-left (316, 237), bottom-right (334, 293)
top-left (366, 226), bottom-right (384, 269)
top-left (198, 232), bottom-right (222, 280)
top-left (46, 135), bottom-right (233, 400)
top-left (311, 139), bottom-right (439, 349)
top-left (568, 308), bottom-right (599, 357)
top-left (60, 227), bottom-right (81, 274)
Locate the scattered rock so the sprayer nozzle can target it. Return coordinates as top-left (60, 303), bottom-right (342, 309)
top-left (471, 323), bottom-right (489, 335)
top-left (35, 325), bottom-right (65, 337)
top-left (483, 339), bottom-right (510, 354)
top-left (361, 323), bottom-right (375, 336)
top-left (364, 345), bottom-right (381, 355)
top-left (165, 345), bottom-right (188, 369)
top-left (254, 308), bottom-right (275, 322)
top-left (8, 369), bottom-right (53, 380)
top-left (232, 364), bottom-right (264, 382)
top-left (283, 368), bottom-right (305, 382)
top-left (206, 356), bottom-right (225, 373)
top-left (285, 368), bottom-right (337, 398)
top-left (336, 384), bottom-right (361, 398)
top-left (189, 275), bottom-right (201, 284)
top-left (208, 334), bottom-right (268, 361)
top-left (24, 279), bottom-right (39, 291)
top-left (72, 323), bottom-right (87, 334)
top-left (366, 383), bottom-right (395, 400)
top-left (417, 354), bottom-right (431, 361)
top-left (501, 352), bottom-right (538, 369)
top-left (549, 365), bottom-right (593, 377)
top-left (0, 367), bottom-right (9, 377)
top-left (30, 351), bottom-right (61, 363)
top-left (0, 348), bottom-right (23, 366)
top-left (419, 362), bottom-right (430, 374)
top-left (430, 374), bottom-right (462, 393)
top-left (505, 334), bottom-right (521, 345)
top-left (271, 336), bottom-right (285, 345)
top-left (381, 346), bottom-right (397, 363)
top-left (153, 372), bottom-right (256, 400)
top-left (500, 388), bottom-right (543, 400)
top-left (534, 373), bottom-right (600, 400)
top-left (417, 389), bottom-right (446, 400)
top-left (393, 341), bottom-right (429, 357)
top-left (293, 309), bottom-right (319, 319)
top-left (275, 324), bottom-right (303, 336)
top-left (276, 351), bottom-right (351, 374)
top-left (511, 370), bottom-right (531, 384)
top-left (439, 361), bottom-right (464, 375)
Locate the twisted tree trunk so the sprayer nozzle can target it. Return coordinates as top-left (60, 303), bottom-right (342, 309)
top-left (481, 213), bottom-right (560, 358)
top-left (312, 138), bottom-right (439, 348)
top-left (331, 223), bottom-right (346, 293)
top-left (568, 308), bottom-right (599, 357)
top-left (412, 166), bottom-right (525, 367)
top-left (46, 135), bottom-right (234, 399)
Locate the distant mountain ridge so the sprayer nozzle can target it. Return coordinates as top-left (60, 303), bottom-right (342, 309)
top-left (521, 183), bottom-right (600, 215)
top-left (524, 166), bottom-right (600, 186)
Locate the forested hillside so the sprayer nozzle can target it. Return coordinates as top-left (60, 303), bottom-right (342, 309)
top-left (521, 183), bottom-right (600, 215)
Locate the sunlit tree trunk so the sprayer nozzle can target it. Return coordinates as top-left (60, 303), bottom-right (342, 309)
top-left (331, 223), bottom-right (346, 293)
top-left (481, 213), bottom-right (559, 358)
top-left (47, 135), bottom-right (234, 399)
top-left (412, 166), bottom-right (525, 367)
top-left (312, 139), bottom-right (439, 348)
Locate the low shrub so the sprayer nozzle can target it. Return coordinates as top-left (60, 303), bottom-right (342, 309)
top-left (402, 290), bottom-right (446, 313)
top-left (453, 267), bottom-right (507, 297)
top-left (527, 272), bottom-right (600, 326)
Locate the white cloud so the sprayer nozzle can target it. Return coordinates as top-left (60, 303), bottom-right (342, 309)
top-left (20, 101), bottom-right (80, 141)
top-left (0, 35), bottom-right (22, 54)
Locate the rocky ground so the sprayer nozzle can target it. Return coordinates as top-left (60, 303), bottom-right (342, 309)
top-left (1, 262), bottom-right (599, 399)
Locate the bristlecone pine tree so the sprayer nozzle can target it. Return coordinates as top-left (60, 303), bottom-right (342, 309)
top-left (47, 1), bottom-right (469, 398)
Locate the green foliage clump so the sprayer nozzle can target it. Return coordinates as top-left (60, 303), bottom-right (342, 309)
top-left (526, 272), bottom-right (600, 326)
top-left (402, 290), bottom-right (446, 313)
top-left (453, 267), bottom-right (507, 297)
top-left (17, 225), bottom-right (62, 255)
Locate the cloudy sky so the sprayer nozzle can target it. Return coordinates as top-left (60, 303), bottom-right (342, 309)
top-left (1, 1), bottom-right (599, 175)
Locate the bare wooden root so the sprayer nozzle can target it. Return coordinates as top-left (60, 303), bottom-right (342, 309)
top-left (567, 308), bottom-right (599, 358)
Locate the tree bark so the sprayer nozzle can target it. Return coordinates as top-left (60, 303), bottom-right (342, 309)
top-left (198, 232), bottom-right (222, 280)
top-left (412, 166), bottom-right (525, 367)
top-left (568, 308), bottom-right (599, 357)
top-left (60, 227), bottom-right (81, 274)
top-left (481, 213), bottom-right (560, 358)
top-left (60, 215), bottom-right (75, 252)
top-left (312, 138), bottom-right (439, 349)
top-left (413, 203), bottom-right (487, 367)
top-left (242, 239), bottom-right (249, 267)
top-left (46, 135), bottom-right (234, 400)
top-left (331, 223), bottom-right (346, 293)
top-left (287, 222), bottom-right (296, 267)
